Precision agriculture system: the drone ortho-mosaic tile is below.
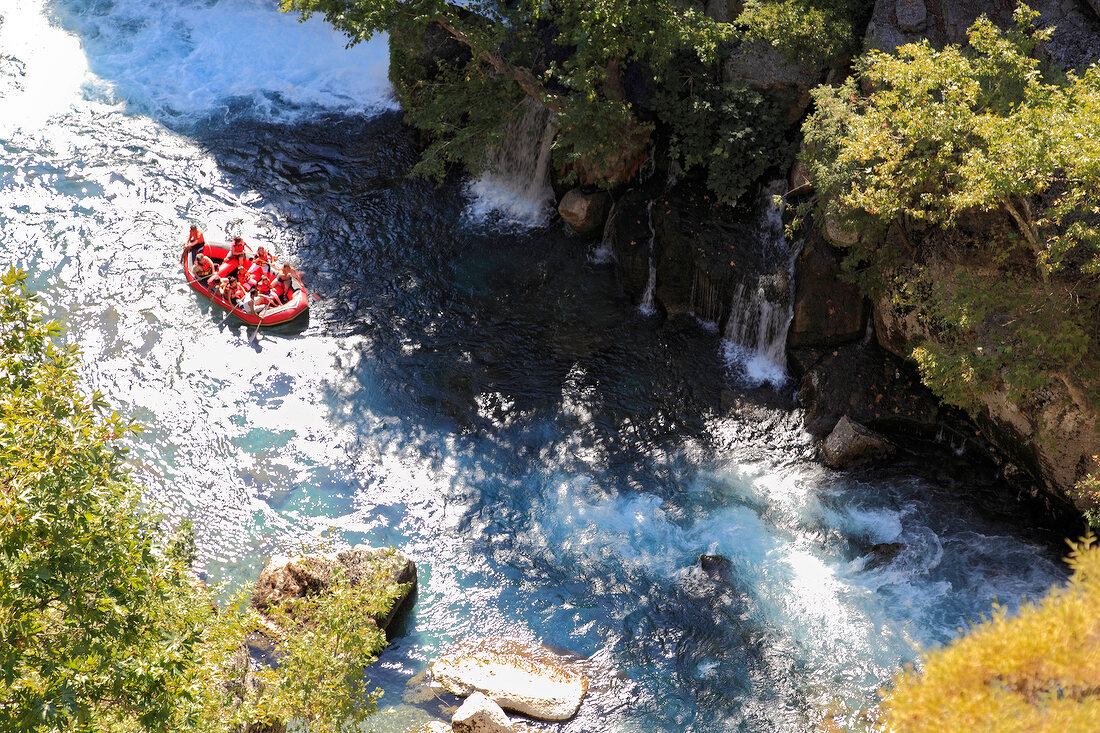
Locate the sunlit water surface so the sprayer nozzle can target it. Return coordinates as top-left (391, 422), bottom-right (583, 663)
top-left (0, 1), bottom-right (1073, 730)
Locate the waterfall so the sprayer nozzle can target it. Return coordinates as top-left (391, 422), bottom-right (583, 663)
top-left (721, 183), bottom-right (795, 386)
top-left (690, 268), bottom-right (723, 328)
top-left (466, 99), bottom-right (556, 227)
top-left (639, 200), bottom-right (658, 315)
top-left (590, 200), bottom-right (618, 264)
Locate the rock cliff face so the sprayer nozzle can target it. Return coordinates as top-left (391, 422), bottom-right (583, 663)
top-left (796, 0), bottom-right (1100, 514)
top-left (865, 0), bottom-right (1100, 69)
top-left (868, 216), bottom-right (1100, 507)
top-left (786, 216), bottom-right (866, 348)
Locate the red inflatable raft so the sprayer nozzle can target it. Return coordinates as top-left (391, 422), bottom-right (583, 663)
top-left (181, 242), bottom-right (309, 326)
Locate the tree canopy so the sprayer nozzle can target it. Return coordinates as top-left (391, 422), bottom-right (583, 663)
top-left (0, 268), bottom-right (402, 732)
top-left (283, 0), bottom-right (731, 186)
top-left (881, 536), bottom-right (1100, 732)
top-left (802, 5), bottom-right (1100, 418)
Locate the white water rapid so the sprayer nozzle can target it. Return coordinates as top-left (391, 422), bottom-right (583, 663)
top-left (0, 3), bottom-right (1076, 732)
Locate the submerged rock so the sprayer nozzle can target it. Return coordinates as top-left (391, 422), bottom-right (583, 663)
top-left (823, 416), bottom-right (896, 468)
top-left (452, 692), bottom-right (513, 733)
top-left (698, 554), bottom-right (732, 582)
top-left (407, 723), bottom-right (452, 733)
top-left (430, 638), bottom-right (589, 721)
top-left (865, 542), bottom-right (906, 570)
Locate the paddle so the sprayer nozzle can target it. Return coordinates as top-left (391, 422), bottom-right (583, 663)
top-left (248, 311), bottom-right (265, 343)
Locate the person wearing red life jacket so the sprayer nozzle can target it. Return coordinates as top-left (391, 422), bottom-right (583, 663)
top-left (252, 279), bottom-right (277, 313)
top-left (216, 236), bottom-right (252, 279)
top-left (245, 246), bottom-right (274, 287)
top-left (185, 224), bottom-right (206, 256)
top-left (208, 276), bottom-right (226, 299)
top-left (227, 276), bottom-right (247, 306)
top-left (238, 285), bottom-right (260, 316)
top-left (194, 254), bottom-right (215, 283)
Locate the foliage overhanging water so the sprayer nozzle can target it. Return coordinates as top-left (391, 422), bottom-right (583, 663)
top-left (0, 1), bottom-right (1072, 730)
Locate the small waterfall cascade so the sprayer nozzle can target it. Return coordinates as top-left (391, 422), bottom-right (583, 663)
top-left (636, 154), bottom-right (656, 185)
top-left (690, 268), bottom-right (724, 328)
top-left (590, 200), bottom-right (619, 264)
top-left (721, 182), bottom-right (796, 385)
top-left (467, 99), bottom-right (556, 226)
top-left (639, 199), bottom-right (658, 315)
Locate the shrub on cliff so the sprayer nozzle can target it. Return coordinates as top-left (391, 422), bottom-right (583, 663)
top-left (880, 536), bottom-right (1100, 731)
top-left (0, 268), bottom-right (395, 732)
top-left (802, 4), bottom-right (1100, 418)
top-left (739, 0), bottom-right (874, 68)
top-left (649, 53), bottom-right (790, 205)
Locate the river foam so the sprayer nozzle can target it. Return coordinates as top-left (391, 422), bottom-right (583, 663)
top-left (0, 2), bottom-right (1076, 731)
top-left (50, 0), bottom-right (395, 125)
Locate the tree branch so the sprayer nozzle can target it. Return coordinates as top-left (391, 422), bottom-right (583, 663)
top-left (1002, 195), bottom-right (1049, 284)
top-left (434, 16), bottom-right (562, 113)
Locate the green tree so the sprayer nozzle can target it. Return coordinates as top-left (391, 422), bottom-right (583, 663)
top-left (802, 5), bottom-right (1100, 416)
top-left (880, 536), bottom-right (1100, 732)
top-left (738, 0), bottom-right (874, 69)
top-left (0, 267), bottom-right (205, 731)
top-left (0, 269), bottom-right (403, 731)
top-left (281, 0), bottom-right (732, 188)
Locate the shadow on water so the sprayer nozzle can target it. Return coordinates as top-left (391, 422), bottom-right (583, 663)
top-left (108, 111), bottom-right (1071, 732)
top-left (29, 5), bottom-right (1077, 726)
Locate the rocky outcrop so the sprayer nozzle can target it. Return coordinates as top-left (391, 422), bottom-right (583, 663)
top-left (791, 341), bottom-right (944, 437)
top-left (558, 188), bottom-right (610, 235)
top-left (251, 545), bottom-right (417, 633)
top-left (429, 638), bottom-right (589, 721)
top-left (875, 286), bottom-right (1100, 510)
top-left (864, 0), bottom-right (1100, 70)
top-left (698, 554), bottom-right (732, 582)
top-left (787, 224), bottom-right (867, 348)
top-left (822, 416), bottom-right (897, 468)
top-left (607, 178), bottom-right (795, 331)
top-left (452, 692), bottom-right (513, 733)
top-left (723, 41), bottom-right (821, 123)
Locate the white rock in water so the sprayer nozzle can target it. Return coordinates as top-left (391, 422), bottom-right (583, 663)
top-left (406, 722), bottom-right (452, 733)
top-left (452, 692), bottom-right (513, 733)
top-left (430, 638), bottom-right (588, 721)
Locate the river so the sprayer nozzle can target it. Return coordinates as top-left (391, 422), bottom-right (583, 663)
top-left (0, 1), bottom-right (1073, 731)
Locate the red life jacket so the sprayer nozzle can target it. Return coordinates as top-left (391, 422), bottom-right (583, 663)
top-left (188, 229), bottom-right (205, 246)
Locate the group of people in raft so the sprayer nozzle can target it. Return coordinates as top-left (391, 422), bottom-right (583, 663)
top-left (185, 225), bottom-right (301, 316)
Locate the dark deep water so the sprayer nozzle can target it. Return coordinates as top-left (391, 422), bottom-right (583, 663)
top-left (0, 1), bottom-right (1075, 730)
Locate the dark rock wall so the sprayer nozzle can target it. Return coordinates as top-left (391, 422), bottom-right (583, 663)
top-left (865, 0), bottom-right (1100, 70)
top-left (787, 220), bottom-right (867, 348)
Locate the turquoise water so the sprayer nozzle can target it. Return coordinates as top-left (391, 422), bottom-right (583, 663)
top-left (0, 1), bottom-right (1073, 730)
